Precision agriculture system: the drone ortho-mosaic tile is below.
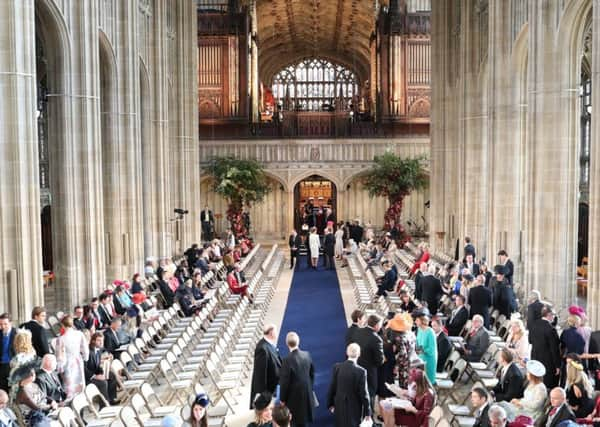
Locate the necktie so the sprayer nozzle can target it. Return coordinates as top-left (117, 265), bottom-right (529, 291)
top-left (549, 407), bottom-right (558, 416)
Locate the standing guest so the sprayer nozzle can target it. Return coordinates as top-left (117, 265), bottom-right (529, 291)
top-left (536, 387), bottom-right (576, 427)
top-left (464, 237), bottom-right (476, 259)
top-left (468, 276), bottom-right (493, 329)
top-left (35, 354), bottom-right (66, 404)
top-left (488, 405), bottom-right (508, 427)
top-left (446, 295), bottom-right (469, 337)
top-left (0, 314), bottom-right (16, 393)
top-left (85, 332), bottom-right (118, 405)
top-left (184, 244), bottom-right (200, 273)
top-left (308, 227), bottom-right (320, 269)
top-left (414, 309), bottom-right (437, 384)
top-left (0, 389), bottom-right (17, 426)
top-left (20, 307), bottom-right (49, 357)
top-left (420, 265), bottom-right (445, 314)
top-left (497, 250), bottom-right (514, 285)
top-left (251, 325), bottom-right (282, 408)
top-left (323, 228), bottom-right (335, 270)
top-left (414, 262), bottom-right (428, 301)
top-left (354, 314), bottom-right (384, 412)
top-left (200, 206), bottom-right (214, 241)
top-left (72, 306), bottom-right (86, 331)
top-left (350, 219), bottom-right (364, 245)
top-left (248, 392), bottom-right (273, 427)
top-left (327, 343), bottom-right (372, 427)
top-left (498, 360), bottom-right (547, 421)
top-left (530, 305), bottom-right (562, 389)
top-left (506, 319), bottom-right (531, 367)
top-left (381, 368), bottom-right (435, 427)
top-left (279, 332), bottom-right (315, 427)
top-left (431, 317), bottom-right (451, 373)
top-left (463, 315), bottom-right (490, 363)
top-left (564, 358), bottom-right (595, 418)
top-left (9, 329), bottom-right (38, 399)
top-left (272, 404), bottom-right (292, 427)
top-left (480, 263), bottom-right (493, 287)
top-left (560, 315), bottom-right (586, 357)
top-left (334, 224), bottom-right (344, 259)
top-left (289, 230), bottom-right (302, 269)
top-left (345, 310), bottom-right (366, 347)
top-left (492, 349), bottom-right (524, 402)
top-left (187, 392), bottom-right (210, 427)
top-left (55, 315), bottom-right (88, 398)
top-left (471, 387), bottom-right (491, 427)
top-left (463, 254), bottom-right (480, 276)
top-left (411, 243), bottom-right (431, 274)
top-left (492, 266), bottom-right (517, 317)
top-left (386, 313), bottom-right (416, 387)
top-left (527, 291), bottom-right (544, 327)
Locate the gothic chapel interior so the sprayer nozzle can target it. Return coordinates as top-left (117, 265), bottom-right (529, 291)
top-left (1, 0), bottom-right (600, 326)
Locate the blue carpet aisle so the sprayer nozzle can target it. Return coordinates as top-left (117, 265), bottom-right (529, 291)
top-left (277, 256), bottom-right (347, 426)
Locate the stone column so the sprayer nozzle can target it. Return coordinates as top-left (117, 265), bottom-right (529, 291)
top-left (0, 0), bottom-right (44, 320)
top-left (250, 0), bottom-right (259, 123)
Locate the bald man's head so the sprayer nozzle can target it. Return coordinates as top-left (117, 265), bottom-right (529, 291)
top-left (41, 354), bottom-right (57, 372)
top-left (550, 387), bottom-right (566, 407)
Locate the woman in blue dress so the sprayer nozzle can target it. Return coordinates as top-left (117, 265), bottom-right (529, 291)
top-left (415, 309), bottom-right (438, 385)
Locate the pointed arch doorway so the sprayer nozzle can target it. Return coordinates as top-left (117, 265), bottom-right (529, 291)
top-left (293, 175), bottom-right (337, 234)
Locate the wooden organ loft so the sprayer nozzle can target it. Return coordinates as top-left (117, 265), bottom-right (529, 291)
top-left (197, 0), bottom-right (431, 139)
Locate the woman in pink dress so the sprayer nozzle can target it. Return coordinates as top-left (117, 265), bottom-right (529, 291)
top-left (55, 315), bottom-right (89, 399)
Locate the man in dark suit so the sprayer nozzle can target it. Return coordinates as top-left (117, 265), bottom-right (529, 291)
top-left (414, 262), bottom-right (428, 301)
top-left (157, 271), bottom-right (175, 308)
top-left (530, 305), bottom-right (562, 389)
top-left (498, 250), bottom-right (514, 286)
top-left (323, 228), bottom-right (335, 270)
top-left (36, 355), bottom-right (66, 404)
top-left (354, 314), bottom-right (384, 412)
top-left (492, 349), bottom-right (524, 402)
top-left (345, 310), bottom-right (365, 347)
top-left (184, 244), bottom-right (200, 272)
top-left (432, 317), bottom-right (452, 373)
top-left (471, 387), bottom-right (490, 427)
top-left (376, 262), bottom-right (397, 297)
top-left (420, 266), bottom-right (445, 313)
top-left (201, 206), bottom-right (214, 241)
top-left (350, 220), bottom-right (364, 244)
top-left (289, 230), bottom-right (302, 269)
top-left (0, 313), bottom-right (16, 392)
top-left (20, 306), bottom-right (50, 357)
top-left (250, 325), bottom-right (282, 408)
top-left (535, 387), bottom-right (575, 427)
top-left (97, 294), bottom-right (114, 327)
top-left (492, 266), bottom-right (517, 317)
top-left (463, 254), bottom-right (480, 277)
top-left (468, 276), bottom-right (493, 329)
top-left (85, 332), bottom-right (118, 404)
top-left (279, 332), bottom-right (315, 427)
top-left (327, 343), bottom-right (372, 427)
top-left (527, 290), bottom-right (544, 327)
top-left (103, 317), bottom-right (123, 358)
top-left (446, 295), bottom-right (469, 336)
top-left (72, 306), bottom-right (86, 331)
top-left (464, 237), bottom-right (476, 259)
top-left (463, 315), bottom-right (490, 362)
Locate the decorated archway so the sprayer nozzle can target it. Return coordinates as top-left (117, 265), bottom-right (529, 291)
top-left (293, 175), bottom-right (337, 234)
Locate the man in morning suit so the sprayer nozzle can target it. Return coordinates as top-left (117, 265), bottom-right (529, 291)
top-left (471, 387), bottom-right (491, 427)
top-left (446, 295), bottom-right (469, 336)
top-left (103, 317), bottom-right (123, 358)
top-left (20, 306), bottom-right (50, 357)
top-left (376, 261), bottom-right (397, 297)
top-left (85, 332), bottom-right (118, 404)
top-left (464, 315), bottom-right (490, 362)
top-left (535, 387), bottom-right (575, 427)
top-left (530, 305), bottom-right (562, 389)
top-left (468, 276), bottom-right (493, 329)
top-left (463, 254), bottom-right (480, 277)
top-left (354, 314), bottom-right (384, 412)
top-left (492, 349), bottom-right (524, 402)
top-left (289, 230), bottom-right (302, 269)
top-left (498, 250), bottom-right (514, 286)
top-left (345, 310), bottom-right (366, 347)
top-left (36, 355), bottom-right (66, 404)
top-left (201, 205), bottom-right (214, 241)
top-left (0, 314), bottom-right (16, 392)
top-left (323, 228), bottom-right (336, 270)
top-left (414, 261), bottom-right (428, 301)
top-left (250, 324), bottom-right (282, 408)
top-left (432, 317), bottom-right (452, 373)
top-left (420, 265), bottom-right (445, 314)
top-left (327, 343), bottom-right (372, 427)
top-left (527, 290), bottom-right (544, 327)
top-left (279, 332), bottom-right (315, 427)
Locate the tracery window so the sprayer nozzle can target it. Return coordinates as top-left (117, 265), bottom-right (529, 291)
top-left (272, 58), bottom-right (358, 112)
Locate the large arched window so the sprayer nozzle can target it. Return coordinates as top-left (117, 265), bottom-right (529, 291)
top-left (272, 58), bottom-right (358, 112)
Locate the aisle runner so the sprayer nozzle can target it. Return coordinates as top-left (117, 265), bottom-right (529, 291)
top-left (277, 256), bottom-right (347, 426)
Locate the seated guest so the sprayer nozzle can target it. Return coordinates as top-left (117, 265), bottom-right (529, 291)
top-left (72, 306), bottom-right (86, 331)
top-left (431, 317), bottom-right (451, 373)
top-left (175, 281), bottom-right (200, 317)
top-left (35, 355), bottom-right (66, 405)
top-left (462, 315), bottom-right (489, 362)
top-left (536, 387), bottom-right (575, 427)
top-left (194, 249), bottom-right (211, 275)
top-left (492, 349), bottom-right (524, 402)
top-left (565, 358), bottom-right (595, 418)
top-left (499, 360), bottom-right (547, 421)
top-left (410, 243), bottom-right (430, 275)
top-left (85, 332), bottom-right (118, 405)
top-left (506, 319), bottom-right (531, 368)
top-left (97, 293), bottom-right (114, 327)
top-left (488, 405), bottom-right (508, 427)
top-left (158, 270), bottom-right (176, 308)
top-left (446, 295), bottom-right (469, 336)
top-left (398, 291), bottom-right (417, 313)
top-left (248, 392), bottom-right (273, 427)
top-left (88, 298), bottom-right (103, 329)
top-left (113, 286), bottom-right (132, 315)
top-left (376, 262), bottom-right (397, 298)
top-left (227, 263), bottom-right (252, 301)
top-left (0, 389), bottom-right (17, 426)
top-left (130, 273), bottom-right (145, 295)
top-left (471, 387), bottom-right (491, 427)
top-left (103, 317), bottom-right (123, 358)
top-left (14, 368), bottom-right (56, 427)
top-left (186, 392), bottom-right (210, 427)
top-left (380, 368), bottom-right (435, 427)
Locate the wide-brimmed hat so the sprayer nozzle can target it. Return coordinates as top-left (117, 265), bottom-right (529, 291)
top-left (388, 313), bottom-right (413, 332)
top-left (412, 307), bottom-right (431, 319)
top-left (526, 360), bottom-right (546, 378)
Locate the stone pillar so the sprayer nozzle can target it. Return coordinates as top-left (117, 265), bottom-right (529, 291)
top-left (250, 0), bottom-right (259, 123)
top-left (0, 0), bottom-right (44, 320)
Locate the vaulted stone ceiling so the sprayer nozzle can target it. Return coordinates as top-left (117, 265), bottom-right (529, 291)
top-left (256, 0), bottom-right (387, 84)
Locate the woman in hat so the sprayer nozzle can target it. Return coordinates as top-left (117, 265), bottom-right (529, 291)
top-left (381, 368), bottom-right (435, 427)
top-left (14, 367), bottom-right (55, 426)
top-left (248, 392), bottom-right (273, 427)
top-left (565, 358), bottom-right (595, 418)
top-left (8, 329), bottom-right (38, 398)
top-left (186, 392), bottom-right (210, 427)
top-left (414, 310), bottom-right (437, 385)
top-left (387, 313), bottom-right (416, 388)
top-left (497, 360), bottom-right (547, 421)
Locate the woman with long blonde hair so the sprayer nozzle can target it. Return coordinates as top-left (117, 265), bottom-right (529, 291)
top-left (506, 319), bottom-right (530, 366)
top-left (565, 357), bottom-right (595, 418)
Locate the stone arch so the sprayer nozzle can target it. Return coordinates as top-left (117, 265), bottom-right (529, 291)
top-left (289, 170), bottom-right (342, 190)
